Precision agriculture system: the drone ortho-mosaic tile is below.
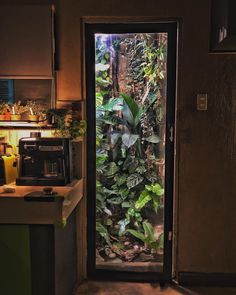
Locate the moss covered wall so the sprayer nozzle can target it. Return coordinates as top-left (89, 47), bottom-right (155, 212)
top-left (4, 0), bottom-right (236, 275)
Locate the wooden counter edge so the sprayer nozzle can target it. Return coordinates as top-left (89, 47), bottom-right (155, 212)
top-left (0, 179), bottom-right (84, 225)
top-left (62, 178), bottom-right (84, 223)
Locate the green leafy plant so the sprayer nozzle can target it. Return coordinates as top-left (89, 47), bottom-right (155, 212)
top-left (47, 109), bottom-right (86, 139)
top-left (94, 33), bottom-right (167, 260)
top-left (96, 221), bottom-right (112, 247)
top-left (68, 119), bottom-right (86, 139)
top-left (26, 100), bottom-right (44, 116)
top-left (0, 103), bottom-right (8, 115)
top-left (9, 101), bottom-right (27, 115)
top-left (127, 221), bottom-right (162, 251)
top-left (135, 183), bottom-right (164, 213)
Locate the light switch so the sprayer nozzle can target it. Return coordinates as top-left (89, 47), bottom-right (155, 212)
top-left (197, 94), bottom-right (208, 111)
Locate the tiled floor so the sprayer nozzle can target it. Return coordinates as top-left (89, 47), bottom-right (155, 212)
top-left (75, 281), bottom-right (236, 295)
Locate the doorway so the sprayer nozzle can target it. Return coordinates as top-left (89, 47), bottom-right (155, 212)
top-left (86, 22), bottom-right (177, 281)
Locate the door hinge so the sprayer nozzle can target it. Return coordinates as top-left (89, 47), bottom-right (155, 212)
top-left (169, 126), bottom-right (174, 143)
top-left (168, 231), bottom-right (172, 241)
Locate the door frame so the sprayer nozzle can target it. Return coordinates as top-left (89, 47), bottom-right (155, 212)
top-left (85, 21), bottom-right (177, 282)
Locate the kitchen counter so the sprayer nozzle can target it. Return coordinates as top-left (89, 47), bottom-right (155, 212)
top-left (0, 179), bottom-right (84, 295)
top-left (0, 178), bottom-right (84, 225)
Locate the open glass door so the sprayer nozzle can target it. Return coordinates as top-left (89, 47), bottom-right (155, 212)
top-left (86, 22), bottom-right (177, 281)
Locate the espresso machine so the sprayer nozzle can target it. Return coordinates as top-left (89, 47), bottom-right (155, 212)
top-left (16, 137), bottom-right (73, 186)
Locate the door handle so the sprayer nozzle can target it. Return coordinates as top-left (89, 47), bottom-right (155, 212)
top-left (169, 125), bottom-right (174, 143)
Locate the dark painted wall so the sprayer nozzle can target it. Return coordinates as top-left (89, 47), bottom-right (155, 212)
top-left (3, 0), bottom-right (236, 275)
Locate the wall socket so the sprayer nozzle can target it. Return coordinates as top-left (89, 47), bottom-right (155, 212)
top-left (197, 94), bottom-right (208, 111)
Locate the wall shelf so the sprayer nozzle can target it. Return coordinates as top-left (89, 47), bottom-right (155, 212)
top-left (0, 121), bottom-right (55, 129)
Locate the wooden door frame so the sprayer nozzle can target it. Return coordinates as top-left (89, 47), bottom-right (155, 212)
top-left (84, 20), bottom-right (178, 282)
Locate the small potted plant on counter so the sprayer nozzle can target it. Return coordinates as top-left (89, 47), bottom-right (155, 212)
top-left (46, 108), bottom-right (86, 140)
top-left (9, 101), bottom-right (27, 121)
top-left (26, 100), bottom-right (44, 122)
top-left (0, 103), bottom-right (8, 120)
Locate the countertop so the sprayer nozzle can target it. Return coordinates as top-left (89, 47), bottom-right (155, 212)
top-left (0, 178), bottom-right (84, 226)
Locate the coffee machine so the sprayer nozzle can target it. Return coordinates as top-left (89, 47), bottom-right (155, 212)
top-left (16, 137), bottom-right (73, 186)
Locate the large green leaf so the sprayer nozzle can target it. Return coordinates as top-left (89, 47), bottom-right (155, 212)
top-left (129, 164), bottom-right (140, 175)
top-left (96, 153), bottom-right (108, 167)
top-left (135, 191), bottom-right (152, 210)
top-left (122, 133), bottom-right (139, 148)
top-left (158, 233), bottom-right (164, 249)
top-left (123, 156), bottom-right (135, 170)
top-left (153, 199), bottom-right (159, 213)
top-left (104, 162), bottom-right (119, 177)
top-left (118, 187), bottom-right (129, 198)
top-left (97, 97), bottom-right (123, 112)
top-left (103, 187), bottom-right (117, 196)
top-left (96, 222), bottom-right (111, 246)
top-left (96, 92), bottom-right (103, 106)
top-left (96, 63), bottom-right (110, 72)
top-left (143, 221), bottom-right (156, 243)
top-left (121, 93), bottom-right (143, 127)
top-left (145, 183), bottom-right (164, 196)
top-left (96, 76), bottom-right (112, 86)
top-left (126, 173), bottom-right (144, 189)
top-left (115, 175), bottom-right (127, 187)
top-left (144, 134), bottom-right (160, 143)
top-left (100, 115), bottom-right (121, 126)
top-left (107, 196), bottom-right (123, 205)
top-left (127, 229), bottom-right (146, 242)
top-left (134, 107), bottom-right (144, 127)
top-left (110, 132), bottom-right (121, 145)
top-left (121, 201), bottom-right (131, 208)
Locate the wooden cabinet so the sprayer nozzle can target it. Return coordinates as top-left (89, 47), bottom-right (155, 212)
top-left (0, 5), bottom-right (54, 78)
top-left (210, 0), bottom-right (236, 53)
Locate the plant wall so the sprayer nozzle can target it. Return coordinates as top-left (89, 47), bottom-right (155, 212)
top-left (95, 33), bottom-right (168, 264)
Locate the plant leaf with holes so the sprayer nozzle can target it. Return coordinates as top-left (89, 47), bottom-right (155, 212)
top-left (126, 173), bottom-right (143, 189)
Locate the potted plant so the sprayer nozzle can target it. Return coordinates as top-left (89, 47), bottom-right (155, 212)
top-left (9, 101), bottom-right (27, 121)
top-left (0, 103), bottom-right (8, 120)
top-left (46, 108), bottom-right (86, 139)
top-left (26, 100), bottom-right (43, 122)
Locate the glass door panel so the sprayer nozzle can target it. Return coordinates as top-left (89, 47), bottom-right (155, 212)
top-left (86, 23), bottom-right (176, 279)
top-left (95, 32), bottom-right (167, 272)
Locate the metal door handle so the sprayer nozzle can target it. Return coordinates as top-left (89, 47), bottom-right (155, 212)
top-left (169, 126), bottom-right (174, 143)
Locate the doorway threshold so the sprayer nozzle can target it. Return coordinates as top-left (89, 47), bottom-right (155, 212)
top-left (97, 261), bottom-right (163, 273)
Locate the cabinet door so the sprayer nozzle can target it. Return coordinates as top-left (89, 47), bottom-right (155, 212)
top-left (0, 5), bottom-right (53, 77)
top-left (210, 0), bottom-right (236, 52)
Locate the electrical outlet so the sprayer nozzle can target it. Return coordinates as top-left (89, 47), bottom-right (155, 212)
top-left (197, 94), bottom-right (208, 111)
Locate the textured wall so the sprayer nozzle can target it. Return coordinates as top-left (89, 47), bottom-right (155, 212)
top-left (3, 0), bottom-right (236, 275)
